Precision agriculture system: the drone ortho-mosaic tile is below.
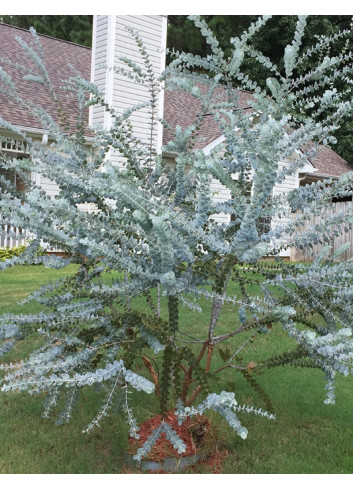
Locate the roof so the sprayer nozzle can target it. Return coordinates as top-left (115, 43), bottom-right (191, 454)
top-left (0, 23), bottom-right (351, 177)
top-left (162, 84), bottom-right (254, 150)
top-left (308, 145), bottom-right (352, 177)
top-left (163, 84), bottom-right (352, 176)
top-left (0, 23), bottom-right (91, 134)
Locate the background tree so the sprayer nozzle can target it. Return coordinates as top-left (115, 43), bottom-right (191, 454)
top-left (0, 15), bottom-right (93, 47)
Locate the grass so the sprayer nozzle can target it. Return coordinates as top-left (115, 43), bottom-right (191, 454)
top-left (0, 265), bottom-right (353, 474)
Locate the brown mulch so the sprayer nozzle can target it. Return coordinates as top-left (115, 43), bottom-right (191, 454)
top-left (126, 410), bottom-right (230, 473)
top-left (127, 410), bottom-right (213, 461)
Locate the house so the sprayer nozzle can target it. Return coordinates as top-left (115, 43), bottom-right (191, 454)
top-left (0, 22), bottom-right (92, 201)
top-left (0, 17), bottom-right (352, 257)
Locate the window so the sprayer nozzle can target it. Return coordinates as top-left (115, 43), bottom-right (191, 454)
top-left (256, 215), bottom-right (272, 236)
top-left (0, 164), bottom-right (27, 193)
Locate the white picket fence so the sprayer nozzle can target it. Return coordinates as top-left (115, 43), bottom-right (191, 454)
top-left (290, 201), bottom-right (353, 262)
top-left (0, 222), bottom-right (28, 249)
top-left (1, 220), bottom-right (64, 253)
top-left (2, 202), bottom-right (353, 262)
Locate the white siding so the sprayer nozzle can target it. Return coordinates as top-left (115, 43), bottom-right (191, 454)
top-left (90, 15), bottom-right (167, 169)
top-left (202, 139), bottom-right (232, 224)
top-left (273, 160), bottom-right (298, 197)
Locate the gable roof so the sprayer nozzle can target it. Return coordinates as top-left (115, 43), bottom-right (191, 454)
top-left (162, 84), bottom-right (352, 176)
top-left (0, 23), bottom-right (91, 134)
top-left (163, 85), bottom-right (352, 176)
top-left (0, 23), bottom-right (351, 177)
top-left (308, 145), bottom-right (352, 177)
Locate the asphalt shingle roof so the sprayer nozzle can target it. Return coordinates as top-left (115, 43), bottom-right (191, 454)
top-left (308, 145), bottom-right (352, 177)
top-left (0, 23), bottom-right (91, 134)
top-left (0, 23), bottom-right (351, 177)
top-left (162, 84), bottom-right (254, 149)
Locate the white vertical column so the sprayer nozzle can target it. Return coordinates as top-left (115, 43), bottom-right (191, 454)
top-left (90, 15), bottom-right (168, 160)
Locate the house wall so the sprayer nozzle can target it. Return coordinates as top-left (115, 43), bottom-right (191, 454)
top-left (201, 136), bottom-right (232, 224)
top-left (209, 178), bottom-right (232, 224)
top-left (271, 159), bottom-right (318, 258)
top-left (164, 147), bottom-right (232, 224)
top-left (203, 138), bottom-right (299, 235)
top-left (202, 162), bottom-right (298, 234)
top-left (39, 175), bottom-right (60, 198)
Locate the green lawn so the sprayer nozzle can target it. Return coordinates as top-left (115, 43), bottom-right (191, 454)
top-left (0, 265), bottom-right (353, 474)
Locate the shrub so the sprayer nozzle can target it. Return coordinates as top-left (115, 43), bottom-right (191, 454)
top-left (0, 246), bottom-right (26, 261)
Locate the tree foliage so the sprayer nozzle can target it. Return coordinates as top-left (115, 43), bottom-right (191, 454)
top-left (0, 15), bottom-right (93, 47)
top-left (1, 17), bottom-right (353, 463)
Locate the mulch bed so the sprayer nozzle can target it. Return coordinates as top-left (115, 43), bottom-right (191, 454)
top-left (127, 410), bottom-right (212, 461)
top-left (126, 410), bottom-right (229, 473)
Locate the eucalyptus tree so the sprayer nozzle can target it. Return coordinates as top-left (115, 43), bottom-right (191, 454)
top-left (1, 16), bottom-right (353, 462)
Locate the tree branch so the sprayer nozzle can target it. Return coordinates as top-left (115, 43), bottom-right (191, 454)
top-left (142, 356), bottom-right (160, 397)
